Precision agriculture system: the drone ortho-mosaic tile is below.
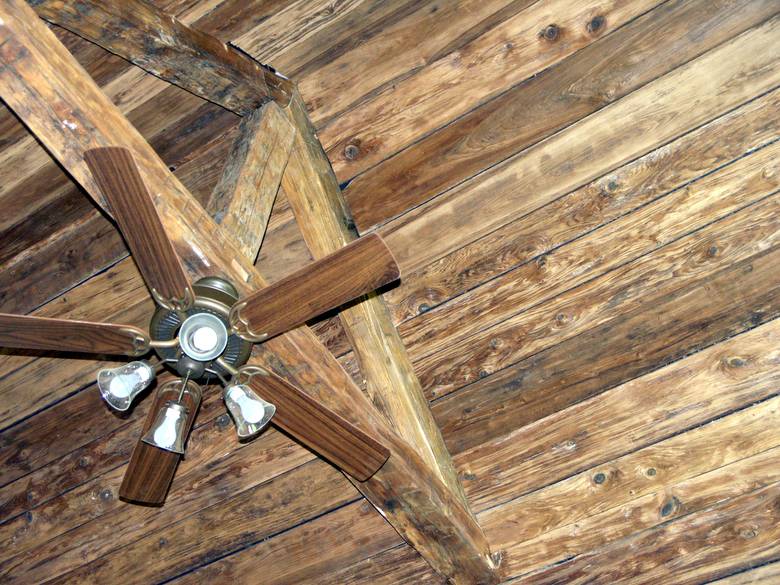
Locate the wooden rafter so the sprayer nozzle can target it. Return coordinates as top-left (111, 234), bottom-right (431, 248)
top-left (28, 0), bottom-right (293, 113)
top-left (280, 92), bottom-right (474, 508)
top-left (206, 101), bottom-right (294, 261)
top-left (0, 1), bottom-right (500, 582)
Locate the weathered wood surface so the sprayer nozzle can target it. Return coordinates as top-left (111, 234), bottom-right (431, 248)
top-left (206, 101), bottom-right (294, 261)
top-left (0, 3), bottom-right (500, 582)
top-left (257, 11), bottom-right (780, 283)
top-left (343, 0), bottom-right (779, 231)
top-left (521, 481), bottom-right (780, 584)
top-left (29, 0), bottom-right (294, 112)
top-left (280, 92), bottom-right (474, 511)
top-left (458, 317), bottom-right (780, 510)
top-left (1, 0), bottom-right (779, 583)
top-left (377, 18), bottom-right (780, 275)
top-left (711, 563), bottom-right (780, 584)
top-left (318, 0), bottom-right (664, 179)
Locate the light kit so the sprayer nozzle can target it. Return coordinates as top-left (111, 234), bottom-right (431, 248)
top-left (0, 146), bottom-right (395, 505)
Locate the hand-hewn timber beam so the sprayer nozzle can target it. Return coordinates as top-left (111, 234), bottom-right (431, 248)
top-left (206, 101), bottom-right (294, 261)
top-left (280, 92), bottom-right (500, 581)
top-left (280, 91), bottom-right (474, 505)
top-left (27, 0), bottom-right (293, 113)
top-left (0, 2), bottom-right (500, 582)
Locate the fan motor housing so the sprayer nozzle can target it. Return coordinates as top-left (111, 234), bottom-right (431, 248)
top-left (150, 277), bottom-right (252, 381)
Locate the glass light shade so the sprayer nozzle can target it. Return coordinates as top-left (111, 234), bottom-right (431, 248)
top-left (97, 361), bottom-right (155, 411)
top-left (223, 384), bottom-right (276, 439)
top-left (142, 401), bottom-right (189, 454)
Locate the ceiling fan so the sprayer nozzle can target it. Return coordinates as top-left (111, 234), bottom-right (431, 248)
top-left (0, 146), bottom-right (398, 504)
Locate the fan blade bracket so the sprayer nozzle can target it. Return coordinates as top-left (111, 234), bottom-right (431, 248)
top-left (228, 300), bottom-right (269, 342)
top-left (120, 326), bottom-right (153, 356)
top-left (150, 286), bottom-right (195, 314)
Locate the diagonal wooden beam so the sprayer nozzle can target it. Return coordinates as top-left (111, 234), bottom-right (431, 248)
top-left (206, 101), bottom-right (294, 262)
top-left (280, 91), bottom-right (475, 509)
top-left (27, 0), bottom-right (293, 113)
top-left (0, 2), bottom-right (500, 582)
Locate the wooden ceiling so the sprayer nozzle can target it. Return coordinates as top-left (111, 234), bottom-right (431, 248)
top-left (1, 0), bottom-right (779, 583)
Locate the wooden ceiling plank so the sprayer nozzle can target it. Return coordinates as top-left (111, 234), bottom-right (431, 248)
top-left (0, 3), bottom-right (499, 582)
top-left (377, 17), bottom-right (780, 276)
top-left (516, 447), bottom-right (780, 581)
top-left (308, 544), bottom-right (446, 585)
top-left (171, 499), bottom-right (402, 585)
top-left (2, 454), bottom-right (335, 584)
top-left (255, 9), bottom-right (780, 288)
top-left (344, 0), bottom-right (778, 233)
top-left (457, 314), bottom-right (780, 511)
top-left (484, 398), bottom-right (780, 575)
top-left (385, 87), bottom-right (780, 325)
top-left (520, 480), bottom-right (780, 584)
top-left (280, 89), bottom-right (483, 522)
top-left (709, 562), bottom-right (780, 585)
top-left (320, 0), bottom-right (665, 180)
top-left (206, 101), bottom-right (294, 262)
top-left (28, 0), bottom-right (293, 113)
top-left (439, 242), bottom-right (780, 458)
top-left (411, 140), bottom-right (780, 392)
top-left (42, 461), bottom-right (356, 585)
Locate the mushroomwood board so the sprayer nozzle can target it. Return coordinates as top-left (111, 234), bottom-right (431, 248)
top-left (1, 0), bottom-right (779, 584)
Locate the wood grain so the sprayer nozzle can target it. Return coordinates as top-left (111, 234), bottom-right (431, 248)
top-left (521, 481), bottom-right (780, 584)
top-left (384, 88), bottom-right (780, 324)
top-left (232, 233), bottom-right (399, 341)
top-left (436, 240), bottom-right (780, 456)
top-left (409, 140), bottom-right (780, 393)
top-left (377, 17), bottom-right (780, 275)
top-left (482, 397), bottom-right (780, 575)
top-left (320, 0), bottom-right (663, 179)
top-left (280, 91), bottom-right (475, 510)
top-left (30, 0), bottom-right (293, 113)
top-left (457, 316), bottom-right (780, 511)
top-left (482, 395), bottom-right (780, 537)
top-left (207, 101), bottom-right (294, 261)
top-left (344, 0), bottom-right (779, 232)
top-left (85, 147), bottom-right (195, 311)
top-left (119, 380), bottom-right (201, 505)
top-left (0, 313), bottom-right (148, 356)
top-left (247, 369), bottom-right (389, 481)
top-left (2, 1), bottom-right (778, 582)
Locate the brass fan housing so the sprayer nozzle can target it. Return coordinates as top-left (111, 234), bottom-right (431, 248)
top-left (150, 277), bottom-right (252, 380)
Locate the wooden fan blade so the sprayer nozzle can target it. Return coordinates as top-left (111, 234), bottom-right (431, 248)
top-left (245, 368), bottom-right (390, 481)
top-left (231, 234), bottom-right (399, 341)
top-left (120, 380), bottom-right (201, 505)
top-left (85, 147), bottom-right (194, 311)
top-left (0, 313), bottom-right (149, 355)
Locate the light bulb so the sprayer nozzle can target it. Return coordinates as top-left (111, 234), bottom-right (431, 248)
top-left (154, 410), bottom-right (180, 448)
top-left (191, 327), bottom-right (218, 352)
top-left (235, 389), bottom-right (266, 423)
top-left (223, 384), bottom-right (275, 439)
top-left (142, 401), bottom-right (189, 454)
top-left (98, 361), bottom-right (154, 411)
